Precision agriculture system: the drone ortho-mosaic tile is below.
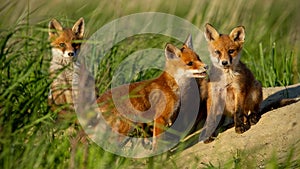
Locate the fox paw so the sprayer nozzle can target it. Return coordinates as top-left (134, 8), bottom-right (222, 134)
top-left (249, 114), bottom-right (261, 125)
top-left (235, 124), bottom-right (250, 134)
top-left (203, 137), bottom-right (215, 144)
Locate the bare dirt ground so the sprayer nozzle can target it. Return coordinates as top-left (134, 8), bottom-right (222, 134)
top-left (173, 84), bottom-right (300, 168)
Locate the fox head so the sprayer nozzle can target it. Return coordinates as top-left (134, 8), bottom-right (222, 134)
top-left (204, 23), bottom-right (245, 70)
top-left (165, 34), bottom-right (208, 81)
top-left (48, 18), bottom-right (84, 59)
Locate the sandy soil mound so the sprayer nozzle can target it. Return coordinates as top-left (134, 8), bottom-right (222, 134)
top-left (173, 84), bottom-right (300, 168)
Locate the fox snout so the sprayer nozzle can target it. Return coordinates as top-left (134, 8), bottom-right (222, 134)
top-left (219, 57), bottom-right (232, 68)
top-left (51, 44), bottom-right (78, 58)
top-left (216, 55), bottom-right (238, 69)
top-left (200, 64), bottom-right (209, 77)
top-left (67, 51), bottom-right (75, 57)
top-left (58, 42), bottom-right (77, 57)
top-left (62, 46), bottom-right (77, 58)
top-left (191, 64), bottom-right (208, 78)
top-left (221, 60), bottom-right (229, 66)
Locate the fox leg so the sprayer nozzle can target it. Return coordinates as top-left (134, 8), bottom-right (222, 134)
top-left (202, 94), bottom-right (219, 143)
top-left (234, 93), bottom-right (250, 134)
top-left (152, 117), bottom-right (167, 150)
top-left (234, 107), bottom-right (250, 133)
top-left (249, 103), bottom-right (261, 125)
top-left (248, 83), bottom-right (263, 125)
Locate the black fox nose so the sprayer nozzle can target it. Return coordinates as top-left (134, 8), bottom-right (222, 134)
top-left (204, 64), bottom-right (209, 70)
top-left (68, 52), bottom-right (75, 57)
top-left (221, 60), bottom-right (228, 66)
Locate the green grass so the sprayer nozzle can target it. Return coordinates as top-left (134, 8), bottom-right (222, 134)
top-left (0, 0), bottom-right (300, 168)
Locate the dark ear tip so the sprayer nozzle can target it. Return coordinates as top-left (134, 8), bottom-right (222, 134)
top-left (79, 17), bottom-right (84, 22)
top-left (165, 43), bottom-right (172, 47)
top-left (50, 18), bottom-right (58, 24)
top-left (236, 25), bottom-right (245, 31)
top-left (49, 19), bottom-right (56, 28)
top-left (165, 43), bottom-right (172, 51)
top-left (205, 23), bottom-right (213, 28)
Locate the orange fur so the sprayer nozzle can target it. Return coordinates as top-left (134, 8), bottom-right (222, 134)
top-left (94, 35), bottom-right (208, 149)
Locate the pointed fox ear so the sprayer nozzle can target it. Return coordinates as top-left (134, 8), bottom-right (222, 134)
top-left (72, 17), bottom-right (85, 39)
top-left (229, 26), bottom-right (245, 43)
top-left (49, 18), bottom-right (63, 37)
top-left (183, 34), bottom-right (193, 50)
top-left (165, 43), bottom-right (181, 60)
top-left (204, 23), bottom-right (220, 41)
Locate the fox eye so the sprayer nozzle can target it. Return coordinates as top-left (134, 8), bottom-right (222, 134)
top-left (187, 61), bottom-right (193, 66)
top-left (228, 49), bottom-right (235, 54)
top-left (59, 43), bottom-right (66, 48)
top-left (215, 50), bottom-right (221, 55)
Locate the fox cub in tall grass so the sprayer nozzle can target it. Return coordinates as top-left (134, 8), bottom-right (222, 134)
top-left (94, 35), bottom-right (208, 149)
top-left (203, 23), bottom-right (263, 140)
top-left (48, 18), bottom-right (95, 121)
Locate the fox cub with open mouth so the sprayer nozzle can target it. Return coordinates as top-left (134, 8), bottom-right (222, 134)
top-left (92, 35), bottom-right (208, 149)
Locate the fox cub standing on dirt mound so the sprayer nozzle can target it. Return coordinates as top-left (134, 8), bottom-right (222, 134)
top-left (204, 23), bottom-right (263, 138)
top-left (94, 35), bottom-right (208, 149)
top-left (48, 18), bottom-right (86, 119)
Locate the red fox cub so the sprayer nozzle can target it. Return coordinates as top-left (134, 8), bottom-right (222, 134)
top-left (95, 35), bottom-right (208, 149)
top-left (204, 23), bottom-right (263, 138)
top-left (48, 18), bottom-right (85, 119)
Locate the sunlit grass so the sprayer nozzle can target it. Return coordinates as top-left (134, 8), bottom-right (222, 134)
top-left (0, 0), bottom-right (299, 168)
